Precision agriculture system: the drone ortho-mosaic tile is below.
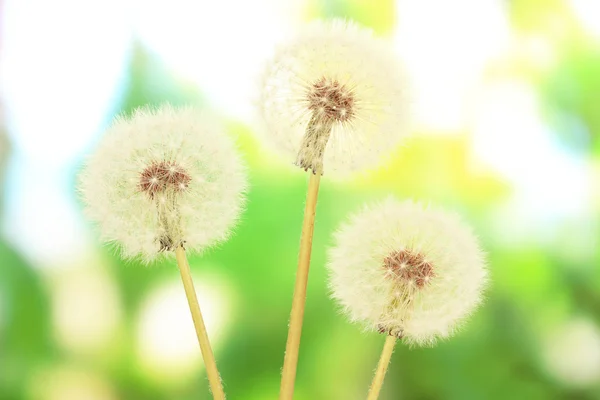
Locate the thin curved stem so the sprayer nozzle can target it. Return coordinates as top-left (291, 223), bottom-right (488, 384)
top-left (175, 246), bottom-right (225, 400)
top-left (367, 335), bottom-right (397, 400)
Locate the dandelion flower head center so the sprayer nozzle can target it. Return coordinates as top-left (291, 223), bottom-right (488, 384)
top-left (307, 77), bottom-right (355, 123)
top-left (384, 249), bottom-right (435, 289)
top-left (139, 160), bottom-right (191, 199)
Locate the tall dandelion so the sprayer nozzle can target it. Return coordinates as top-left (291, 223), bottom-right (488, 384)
top-left (327, 198), bottom-right (487, 399)
top-left (79, 105), bottom-right (247, 400)
top-left (258, 20), bottom-right (410, 399)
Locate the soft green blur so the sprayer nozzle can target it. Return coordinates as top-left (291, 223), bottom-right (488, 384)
top-left (1, 1), bottom-right (600, 399)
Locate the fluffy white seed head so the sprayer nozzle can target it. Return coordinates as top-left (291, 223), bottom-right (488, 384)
top-left (78, 105), bottom-right (248, 263)
top-left (258, 19), bottom-right (411, 177)
top-left (327, 198), bottom-right (487, 346)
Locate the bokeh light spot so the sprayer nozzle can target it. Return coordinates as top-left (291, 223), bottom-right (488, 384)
top-left (542, 317), bottom-right (600, 387)
top-left (51, 262), bottom-right (122, 354)
top-left (135, 269), bottom-right (232, 384)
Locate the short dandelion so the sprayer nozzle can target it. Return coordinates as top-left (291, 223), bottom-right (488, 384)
top-left (257, 20), bottom-right (411, 399)
top-left (79, 105), bottom-right (248, 400)
top-left (327, 198), bottom-right (487, 399)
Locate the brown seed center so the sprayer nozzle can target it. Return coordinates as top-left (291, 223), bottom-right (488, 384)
top-left (139, 160), bottom-right (191, 199)
top-left (383, 249), bottom-right (435, 289)
top-left (307, 77), bottom-right (355, 123)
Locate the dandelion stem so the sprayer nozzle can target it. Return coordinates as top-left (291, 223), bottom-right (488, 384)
top-left (367, 335), bottom-right (397, 400)
top-left (175, 245), bottom-right (225, 400)
top-left (280, 172), bottom-right (321, 400)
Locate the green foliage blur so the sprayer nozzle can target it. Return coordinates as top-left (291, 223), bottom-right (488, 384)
top-left (1, 1), bottom-right (599, 399)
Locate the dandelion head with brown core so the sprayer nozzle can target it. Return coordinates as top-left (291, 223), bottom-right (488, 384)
top-left (258, 19), bottom-right (411, 177)
top-left (78, 105), bottom-right (248, 262)
top-left (327, 198), bottom-right (488, 346)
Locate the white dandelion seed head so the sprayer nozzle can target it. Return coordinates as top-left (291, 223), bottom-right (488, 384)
top-left (327, 198), bottom-right (488, 346)
top-left (258, 19), bottom-right (411, 177)
top-left (78, 104), bottom-right (248, 263)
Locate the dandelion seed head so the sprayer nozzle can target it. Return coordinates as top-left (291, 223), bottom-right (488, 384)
top-left (327, 198), bottom-right (488, 346)
top-left (258, 19), bottom-right (411, 177)
top-left (78, 104), bottom-right (248, 262)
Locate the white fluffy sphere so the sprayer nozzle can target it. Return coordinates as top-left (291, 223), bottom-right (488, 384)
top-left (258, 19), bottom-right (411, 177)
top-left (79, 105), bottom-right (247, 262)
top-left (327, 198), bottom-right (487, 346)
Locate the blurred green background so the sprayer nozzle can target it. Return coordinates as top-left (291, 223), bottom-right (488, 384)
top-left (1, 0), bottom-right (599, 399)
